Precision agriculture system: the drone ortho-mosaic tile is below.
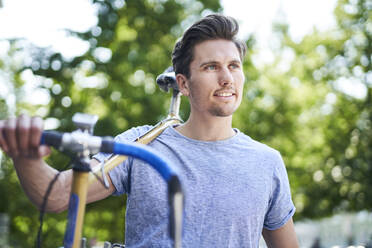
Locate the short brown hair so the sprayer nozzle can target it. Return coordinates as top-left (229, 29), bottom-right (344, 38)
top-left (172, 14), bottom-right (246, 78)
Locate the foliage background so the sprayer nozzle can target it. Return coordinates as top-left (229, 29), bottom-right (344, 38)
top-left (0, 0), bottom-right (371, 246)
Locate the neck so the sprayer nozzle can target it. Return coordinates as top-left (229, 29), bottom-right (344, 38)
top-left (175, 112), bottom-right (235, 141)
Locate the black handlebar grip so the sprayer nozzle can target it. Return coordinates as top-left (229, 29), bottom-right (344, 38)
top-left (40, 131), bottom-right (63, 148)
top-left (100, 137), bottom-right (115, 153)
top-left (168, 175), bottom-right (184, 242)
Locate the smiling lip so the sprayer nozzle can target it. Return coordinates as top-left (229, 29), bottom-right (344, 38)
top-left (214, 91), bottom-right (235, 97)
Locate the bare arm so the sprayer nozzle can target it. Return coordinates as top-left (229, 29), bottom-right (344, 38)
top-left (262, 218), bottom-right (299, 248)
top-left (0, 115), bottom-right (114, 213)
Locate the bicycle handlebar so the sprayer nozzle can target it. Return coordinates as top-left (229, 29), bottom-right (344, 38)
top-left (41, 130), bottom-right (181, 182)
top-left (40, 130), bottom-right (184, 246)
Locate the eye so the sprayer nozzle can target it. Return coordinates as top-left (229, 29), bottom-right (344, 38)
top-left (229, 63), bottom-right (240, 69)
top-left (205, 64), bottom-right (217, 70)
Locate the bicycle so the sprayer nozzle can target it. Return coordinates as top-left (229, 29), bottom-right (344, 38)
top-left (38, 67), bottom-right (184, 248)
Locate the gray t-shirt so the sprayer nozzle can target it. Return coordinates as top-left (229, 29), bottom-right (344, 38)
top-left (94, 125), bottom-right (295, 248)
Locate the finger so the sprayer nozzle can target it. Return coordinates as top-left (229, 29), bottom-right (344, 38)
top-left (4, 117), bottom-right (18, 157)
top-left (17, 114), bottom-right (31, 156)
top-left (29, 116), bottom-right (43, 157)
top-left (0, 120), bottom-right (9, 153)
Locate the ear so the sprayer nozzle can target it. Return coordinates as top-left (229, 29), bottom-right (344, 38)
top-left (176, 74), bottom-right (190, 96)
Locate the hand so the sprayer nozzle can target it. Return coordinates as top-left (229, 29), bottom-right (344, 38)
top-left (0, 114), bottom-right (51, 160)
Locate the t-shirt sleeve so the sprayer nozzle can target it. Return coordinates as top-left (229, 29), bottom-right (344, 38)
top-left (92, 125), bottom-right (152, 196)
top-left (263, 151), bottom-right (296, 230)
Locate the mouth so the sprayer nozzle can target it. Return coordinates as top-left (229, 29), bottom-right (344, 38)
top-left (214, 91), bottom-right (235, 97)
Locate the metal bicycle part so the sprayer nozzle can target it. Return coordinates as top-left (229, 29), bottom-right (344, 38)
top-left (89, 116), bottom-right (181, 184)
top-left (99, 159), bottom-right (110, 188)
top-left (89, 87), bottom-right (182, 185)
top-left (89, 66), bottom-right (182, 184)
top-left (156, 66), bottom-right (178, 92)
top-left (72, 113), bottom-right (98, 134)
top-left (42, 129), bottom-right (185, 248)
top-left (168, 89), bottom-right (182, 119)
top-left (103, 241), bottom-right (126, 248)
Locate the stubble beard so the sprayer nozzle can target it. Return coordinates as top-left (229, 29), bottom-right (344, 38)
top-left (208, 104), bottom-right (237, 117)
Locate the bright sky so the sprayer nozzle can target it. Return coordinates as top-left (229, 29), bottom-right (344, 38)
top-left (0, 0), bottom-right (338, 59)
top-left (223, 0), bottom-right (337, 40)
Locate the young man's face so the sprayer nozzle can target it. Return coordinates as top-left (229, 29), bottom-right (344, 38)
top-left (179, 39), bottom-right (245, 118)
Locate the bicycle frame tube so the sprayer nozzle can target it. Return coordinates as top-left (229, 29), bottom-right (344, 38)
top-left (88, 90), bottom-right (182, 185)
top-left (64, 170), bottom-right (90, 248)
top-left (89, 117), bottom-right (181, 184)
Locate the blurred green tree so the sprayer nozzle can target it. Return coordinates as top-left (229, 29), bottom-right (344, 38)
top-left (0, 0), bottom-right (222, 247)
top-left (293, 0), bottom-right (372, 218)
top-left (233, 0), bottom-right (371, 220)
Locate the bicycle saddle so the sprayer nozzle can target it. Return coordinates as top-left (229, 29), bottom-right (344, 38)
top-left (156, 66), bottom-right (178, 92)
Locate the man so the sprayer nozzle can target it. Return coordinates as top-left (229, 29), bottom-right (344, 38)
top-left (0, 14), bottom-right (298, 247)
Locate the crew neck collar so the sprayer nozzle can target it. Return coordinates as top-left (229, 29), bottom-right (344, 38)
top-left (167, 125), bottom-right (241, 145)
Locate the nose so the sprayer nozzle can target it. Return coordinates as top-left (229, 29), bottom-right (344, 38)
top-left (218, 67), bottom-right (233, 86)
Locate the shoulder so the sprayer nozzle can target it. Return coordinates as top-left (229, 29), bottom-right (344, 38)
top-left (114, 125), bottom-right (154, 143)
top-left (235, 130), bottom-right (283, 166)
top-left (236, 130), bottom-right (279, 154)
